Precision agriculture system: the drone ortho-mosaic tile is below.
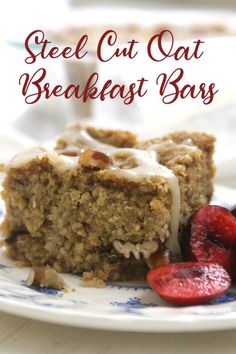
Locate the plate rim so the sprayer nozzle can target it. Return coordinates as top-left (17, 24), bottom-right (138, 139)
top-left (1, 295), bottom-right (236, 332)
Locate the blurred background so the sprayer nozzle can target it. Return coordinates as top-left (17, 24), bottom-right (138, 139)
top-left (72, 0), bottom-right (236, 7)
top-left (0, 0), bottom-right (236, 188)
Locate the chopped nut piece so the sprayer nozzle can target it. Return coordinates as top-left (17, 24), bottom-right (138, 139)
top-left (26, 266), bottom-right (65, 290)
top-left (79, 149), bottom-right (112, 170)
top-left (146, 247), bottom-right (170, 269)
top-left (81, 278), bottom-right (106, 288)
top-left (82, 272), bottom-right (106, 288)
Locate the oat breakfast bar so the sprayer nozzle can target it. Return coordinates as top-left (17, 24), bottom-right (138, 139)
top-left (0, 124), bottom-right (215, 282)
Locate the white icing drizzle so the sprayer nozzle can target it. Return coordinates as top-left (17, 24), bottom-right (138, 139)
top-left (113, 240), bottom-right (159, 260)
top-left (164, 174), bottom-right (181, 259)
top-left (146, 143), bottom-right (181, 258)
top-left (7, 147), bottom-right (78, 173)
top-left (7, 147), bottom-right (46, 169)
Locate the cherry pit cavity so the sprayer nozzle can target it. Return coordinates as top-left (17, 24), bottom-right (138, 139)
top-left (19, 29), bottom-right (219, 105)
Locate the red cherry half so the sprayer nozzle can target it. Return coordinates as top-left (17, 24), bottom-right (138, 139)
top-left (187, 205), bottom-right (236, 279)
top-left (147, 262), bottom-right (231, 306)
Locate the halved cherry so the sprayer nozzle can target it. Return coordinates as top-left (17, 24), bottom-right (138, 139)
top-left (147, 262), bottom-right (231, 306)
top-left (187, 205), bottom-right (236, 279)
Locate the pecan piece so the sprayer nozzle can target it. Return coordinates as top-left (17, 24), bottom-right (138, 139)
top-left (79, 149), bottom-right (112, 170)
top-left (146, 247), bottom-right (170, 269)
top-left (26, 266), bottom-right (65, 290)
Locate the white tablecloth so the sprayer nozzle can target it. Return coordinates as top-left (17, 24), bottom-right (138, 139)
top-left (0, 311), bottom-right (235, 354)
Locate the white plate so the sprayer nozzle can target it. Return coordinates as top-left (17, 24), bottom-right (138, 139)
top-left (0, 185), bottom-right (236, 333)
